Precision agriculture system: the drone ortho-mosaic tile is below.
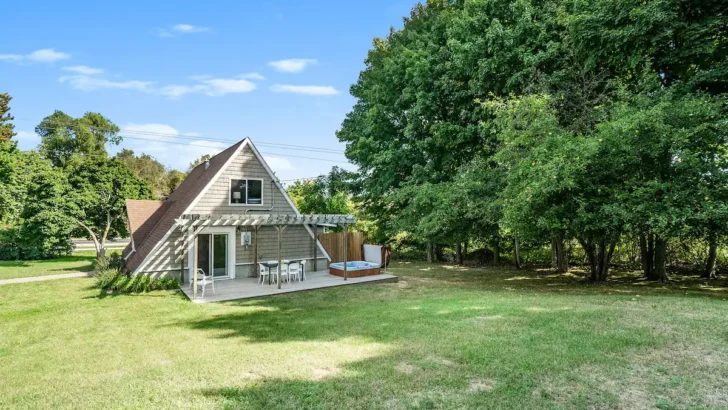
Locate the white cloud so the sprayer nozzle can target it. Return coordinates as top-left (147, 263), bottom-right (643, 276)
top-left (204, 78), bottom-right (256, 96)
top-left (59, 68), bottom-right (262, 98)
top-left (157, 24), bottom-right (209, 37)
top-left (270, 84), bottom-right (339, 96)
top-left (14, 130), bottom-right (40, 151)
top-left (263, 155), bottom-right (294, 171)
top-left (59, 75), bottom-right (154, 92)
top-left (124, 123), bottom-right (180, 136)
top-left (158, 84), bottom-right (208, 97)
top-left (26, 48), bottom-right (70, 63)
top-left (0, 48), bottom-right (71, 64)
top-left (159, 77), bottom-right (257, 97)
top-left (268, 58), bottom-right (317, 73)
top-left (172, 24), bottom-right (209, 33)
top-left (63, 65), bottom-right (103, 75)
top-left (238, 72), bottom-right (265, 80)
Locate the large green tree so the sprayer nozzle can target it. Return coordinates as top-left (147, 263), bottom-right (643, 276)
top-left (36, 111), bottom-right (122, 168)
top-left (61, 157), bottom-right (153, 258)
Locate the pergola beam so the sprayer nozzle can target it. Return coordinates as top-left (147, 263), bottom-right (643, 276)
top-left (175, 214), bottom-right (357, 230)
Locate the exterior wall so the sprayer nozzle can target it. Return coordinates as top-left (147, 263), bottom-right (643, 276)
top-left (190, 145), bottom-right (297, 215)
top-left (234, 225), bottom-right (328, 277)
top-left (137, 230), bottom-right (185, 280)
top-left (138, 142), bottom-right (329, 281)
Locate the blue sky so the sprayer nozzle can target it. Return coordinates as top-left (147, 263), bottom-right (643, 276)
top-left (1, 0), bottom-right (414, 183)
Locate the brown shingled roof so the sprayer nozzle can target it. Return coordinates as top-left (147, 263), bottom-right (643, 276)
top-left (123, 138), bottom-right (246, 274)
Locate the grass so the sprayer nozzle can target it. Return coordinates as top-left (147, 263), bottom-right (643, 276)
top-left (1, 262), bottom-right (727, 409)
top-left (0, 250), bottom-right (98, 280)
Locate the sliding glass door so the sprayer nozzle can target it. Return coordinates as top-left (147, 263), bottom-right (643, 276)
top-left (212, 234), bottom-right (227, 277)
top-left (196, 233), bottom-right (229, 278)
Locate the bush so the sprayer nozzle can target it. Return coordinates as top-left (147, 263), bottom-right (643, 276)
top-left (95, 268), bottom-right (180, 294)
top-left (0, 226), bottom-right (73, 260)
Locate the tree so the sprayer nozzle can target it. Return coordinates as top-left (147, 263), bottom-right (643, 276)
top-left (115, 149), bottom-right (168, 199)
top-left (0, 93), bottom-right (16, 141)
top-left (163, 169), bottom-right (186, 198)
top-left (23, 157), bottom-right (153, 259)
top-left (36, 111), bottom-right (122, 168)
top-left (66, 157), bottom-right (153, 258)
top-left (338, 0), bottom-right (728, 277)
top-left (188, 154), bottom-right (212, 172)
top-left (287, 167), bottom-right (354, 216)
top-left (0, 144), bottom-right (52, 227)
top-left (18, 160), bottom-right (75, 258)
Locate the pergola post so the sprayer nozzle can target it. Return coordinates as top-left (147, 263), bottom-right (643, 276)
top-left (313, 224), bottom-right (318, 272)
top-left (192, 234), bottom-right (198, 300)
top-left (253, 226), bottom-right (259, 278)
top-left (276, 225), bottom-right (287, 289)
top-left (343, 223), bottom-right (348, 281)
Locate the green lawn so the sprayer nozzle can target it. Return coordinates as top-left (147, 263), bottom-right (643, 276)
top-left (0, 250), bottom-right (98, 280)
top-left (1, 262), bottom-right (727, 409)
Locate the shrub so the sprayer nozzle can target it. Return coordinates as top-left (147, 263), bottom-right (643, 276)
top-left (95, 268), bottom-right (180, 294)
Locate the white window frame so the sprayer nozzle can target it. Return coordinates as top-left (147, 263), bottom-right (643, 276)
top-left (229, 178), bottom-right (265, 206)
top-left (186, 226), bottom-right (236, 282)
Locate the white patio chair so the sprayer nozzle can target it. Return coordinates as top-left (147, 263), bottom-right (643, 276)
top-left (300, 260), bottom-right (307, 281)
top-left (265, 261), bottom-right (279, 285)
top-left (258, 263), bottom-right (269, 285)
top-left (189, 268), bottom-right (215, 298)
top-left (279, 262), bottom-right (290, 283)
top-left (288, 262), bottom-right (301, 282)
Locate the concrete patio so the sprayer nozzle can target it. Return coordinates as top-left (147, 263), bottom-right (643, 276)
top-left (181, 268), bottom-right (398, 303)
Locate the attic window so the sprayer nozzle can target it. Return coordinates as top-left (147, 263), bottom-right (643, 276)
top-left (230, 179), bottom-right (263, 205)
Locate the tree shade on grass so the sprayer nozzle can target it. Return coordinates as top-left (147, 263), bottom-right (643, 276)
top-left (1, 262), bottom-right (726, 409)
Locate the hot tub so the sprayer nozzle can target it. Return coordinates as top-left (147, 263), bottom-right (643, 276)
top-left (329, 261), bottom-right (381, 278)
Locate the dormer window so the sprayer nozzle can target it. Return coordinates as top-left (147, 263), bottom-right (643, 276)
top-left (230, 179), bottom-right (263, 205)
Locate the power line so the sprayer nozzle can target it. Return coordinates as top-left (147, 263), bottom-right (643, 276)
top-left (14, 123), bottom-right (352, 164)
top-left (117, 135), bottom-right (352, 164)
top-left (12, 117), bottom-right (347, 154)
top-left (121, 130), bottom-right (345, 154)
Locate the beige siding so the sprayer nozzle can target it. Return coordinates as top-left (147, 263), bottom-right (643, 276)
top-left (138, 230), bottom-right (185, 279)
top-left (191, 145), bottom-right (297, 215)
top-left (234, 225), bottom-right (327, 276)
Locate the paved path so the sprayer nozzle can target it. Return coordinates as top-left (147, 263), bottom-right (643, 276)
top-left (0, 271), bottom-right (94, 286)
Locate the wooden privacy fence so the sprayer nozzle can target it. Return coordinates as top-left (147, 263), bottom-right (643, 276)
top-left (319, 232), bottom-right (363, 264)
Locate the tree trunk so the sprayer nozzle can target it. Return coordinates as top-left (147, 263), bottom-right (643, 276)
top-left (654, 236), bottom-right (668, 282)
top-left (579, 239), bottom-right (597, 281)
top-left (595, 239), bottom-right (616, 281)
top-left (639, 234), bottom-right (651, 279)
top-left (641, 233), bottom-right (659, 279)
top-left (426, 242), bottom-right (433, 263)
top-left (704, 234), bottom-right (718, 279)
top-left (552, 233), bottom-right (568, 273)
top-left (514, 237), bottom-right (522, 269)
top-left (580, 237), bottom-right (615, 282)
top-left (434, 244), bottom-right (443, 262)
top-left (493, 240), bottom-right (500, 265)
top-left (456, 243), bottom-right (463, 265)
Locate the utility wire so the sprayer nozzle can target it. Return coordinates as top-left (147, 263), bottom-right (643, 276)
top-left (14, 123), bottom-right (351, 164)
top-left (13, 117), bottom-right (346, 154)
top-left (117, 135), bottom-right (352, 164)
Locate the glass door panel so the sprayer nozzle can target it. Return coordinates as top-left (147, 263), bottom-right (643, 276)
top-left (196, 234), bottom-right (211, 277)
top-left (212, 234), bottom-right (228, 277)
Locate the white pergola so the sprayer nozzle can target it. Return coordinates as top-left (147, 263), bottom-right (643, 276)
top-left (175, 214), bottom-right (357, 298)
